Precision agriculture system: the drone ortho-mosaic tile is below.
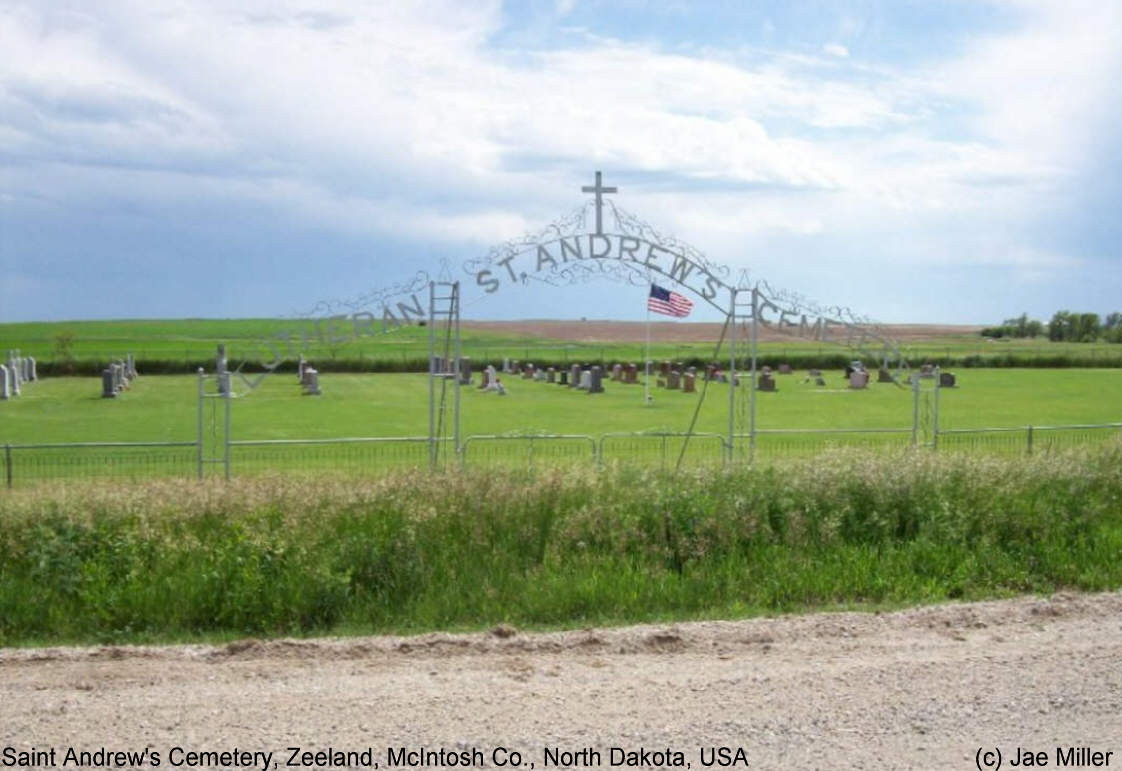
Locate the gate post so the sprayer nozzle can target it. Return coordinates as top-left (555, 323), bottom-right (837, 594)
top-left (196, 367), bottom-right (204, 479)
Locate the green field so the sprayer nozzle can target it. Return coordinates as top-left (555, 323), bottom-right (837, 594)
top-left (1, 369), bottom-right (1120, 445)
top-left (3, 318), bottom-right (1121, 369)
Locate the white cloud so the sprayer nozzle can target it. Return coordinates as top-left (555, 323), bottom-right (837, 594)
top-left (1, 0), bottom-right (1119, 322)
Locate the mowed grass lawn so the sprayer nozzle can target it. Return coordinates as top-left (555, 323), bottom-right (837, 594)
top-left (1, 368), bottom-right (1120, 444)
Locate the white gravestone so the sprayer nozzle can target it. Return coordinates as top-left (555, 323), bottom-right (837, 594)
top-left (578, 369), bottom-right (591, 390)
top-left (301, 367), bottom-right (321, 395)
top-left (0, 364), bottom-right (9, 399)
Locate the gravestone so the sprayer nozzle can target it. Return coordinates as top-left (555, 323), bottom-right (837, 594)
top-left (757, 372), bottom-right (777, 392)
top-left (569, 363), bottom-right (581, 388)
top-left (849, 371), bottom-right (869, 389)
top-left (778, 363), bottom-right (793, 375)
top-left (589, 366), bottom-right (604, 393)
top-left (687, 366), bottom-right (697, 381)
top-left (939, 372), bottom-right (956, 388)
top-left (479, 366), bottom-right (493, 389)
top-left (21, 357), bottom-right (30, 382)
top-left (546, 367), bottom-right (556, 383)
top-left (459, 357), bottom-right (472, 385)
top-left (705, 364), bottom-right (717, 381)
top-left (298, 354), bottom-right (306, 382)
top-left (512, 360), bottom-right (520, 376)
top-left (503, 357), bottom-right (511, 374)
top-left (878, 368), bottom-right (894, 383)
top-left (522, 363), bottom-right (534, 379)
top-left (302, 367), bottom-right (322, 395)
top-left (8, 353), bottom-right (20, 390)
top-left (683, 373), bottom-right (696, 393)
top-left (611, 363), bottom-right (622, 381)
top-left (101, 368), bottom-right (117, 398)
top-left (578, 369), bottom-right (591, 390)
top-left (626, 363), bottom-right (638, 384)
top-left (668, 370), bottom-right (681, 390)
top-left (920, 364), bottom-right (935, 378)
top-left (125, 353), bottom-right (136, 379)
top-left (559, 370), bottom-right (568, 386)
top-left (0, 364), bottom-right (8, 400)
top-left (815, 376), bottom-right (826, 387)
top-left (535, 369), bottom-right (545, 381)
top-left (660, 360), bottom-right (670, 376)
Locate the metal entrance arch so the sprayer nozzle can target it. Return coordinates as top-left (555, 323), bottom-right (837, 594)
top-left (440, 171), bottom-right (908, 469)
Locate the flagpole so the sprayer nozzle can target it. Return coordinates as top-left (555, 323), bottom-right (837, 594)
top-left (645, 294), bottom-right (652, 405)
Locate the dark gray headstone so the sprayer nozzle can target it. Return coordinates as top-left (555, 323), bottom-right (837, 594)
top-left (757, 373), bottom-right (777, 392)
top-left (589, 366), bottom-right (604, 393)
top-left (939, 372), bottom-right (956, 388)
top-left (101, 368), bottom-right (117, 398)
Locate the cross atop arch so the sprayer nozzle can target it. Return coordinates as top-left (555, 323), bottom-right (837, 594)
top-left (581, 170), bottom-right (617, 236)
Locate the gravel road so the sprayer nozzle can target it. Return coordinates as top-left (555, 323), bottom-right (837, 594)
top-left (3, 591), bottom-right (1120, 770)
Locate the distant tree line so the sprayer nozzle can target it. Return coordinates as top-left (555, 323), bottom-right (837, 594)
top-left (981, 312), bottom-right (1122, 343)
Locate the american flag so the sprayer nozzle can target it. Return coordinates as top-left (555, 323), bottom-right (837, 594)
top-left (647, 284), bottom-right (693, 318)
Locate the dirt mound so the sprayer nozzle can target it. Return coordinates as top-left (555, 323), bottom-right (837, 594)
top-left (2, 592), bottom-right (1118, 769)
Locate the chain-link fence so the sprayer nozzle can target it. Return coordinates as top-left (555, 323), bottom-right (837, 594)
top-left (3, 422), bottom-right (1121, 488)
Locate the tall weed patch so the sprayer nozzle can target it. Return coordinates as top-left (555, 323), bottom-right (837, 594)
top-left (1, 445), bottom-right (1120, 645)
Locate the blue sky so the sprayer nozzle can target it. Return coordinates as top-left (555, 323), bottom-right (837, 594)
top-left (1, 0), bottom-right (1119, 324)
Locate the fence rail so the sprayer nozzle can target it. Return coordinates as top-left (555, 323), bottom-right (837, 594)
top-left (2, 423), bottom-right (1121, 488)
